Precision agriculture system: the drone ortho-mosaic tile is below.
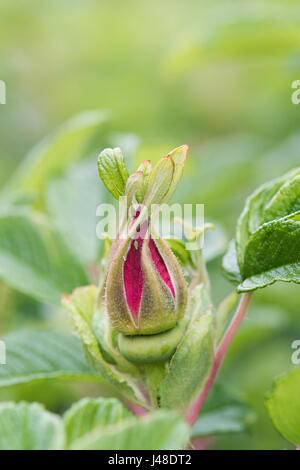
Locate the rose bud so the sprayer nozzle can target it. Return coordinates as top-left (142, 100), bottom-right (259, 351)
top-left (105, 146), bottom-right (188, 336)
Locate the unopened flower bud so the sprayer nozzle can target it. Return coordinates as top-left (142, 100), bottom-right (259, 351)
top-left (104, 146), bottom-right (189, 335)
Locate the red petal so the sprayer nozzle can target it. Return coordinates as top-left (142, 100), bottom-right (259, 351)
top-left (123, 209), bottom-right (147, 318)
top-left (148, 238), bottom-right (175, 298)
top-left (123, 237), bottom-right (144, 318)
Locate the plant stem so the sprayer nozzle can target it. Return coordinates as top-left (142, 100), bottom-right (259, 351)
top-left (127, 400), bottom-right (148, 417)
top-left (185, 292), bottom-right (253, 426)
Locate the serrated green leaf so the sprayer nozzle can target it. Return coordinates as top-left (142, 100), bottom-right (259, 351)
top-left (71, 410), bottom-right (189, 450)
top-left (0, 211), bottom-right (89, 304)
top-left (239, 219), bottom-right (300, 291)
top-left (62, 286), bottom-right (147, 407)
top-left (266, 369), bottom-right (300, 446)
top-left (159, 315), bottom-right (214, 410)
top-left (63, 397), bottom-right (132, 448)
top-left (243, 219), bottom-right (300, 277)
top-left (0, 329), bottom-right (99, 388)
top-left (225, 167), bottom-right (300, 292)
top-left (263, 175), bottom-right (300, 223)
top-left (0, 400), bottom-right (189, 450)
top-left (0, 402), bottom-right (64, 450)
top-left (236, 176), bottom-right (287, 267)
top-left (238, 263), bottom-right (300, 292)
top-left (5, 111), bottom-right (108, 202)
top-left (191, 383), bottom-right (255, 437)
top-left (97, 147), bottom-right (129, 200)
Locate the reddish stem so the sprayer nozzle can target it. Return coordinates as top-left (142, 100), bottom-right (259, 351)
top-left (127, 400), bottom-right (148, 417)
top-left (186, 292), bottom-right (253, 426)
top-left (189, 436), bottom-right (215, 450)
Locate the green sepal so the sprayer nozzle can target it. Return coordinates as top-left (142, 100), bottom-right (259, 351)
top-left (117, 321), bottom-right (186, 365)
top-left (184, 283), bottom-right (212, 327)
top-left (62, 285), bottom-right (147, 407)
top-left (92, 309), bottom-right (139, 376)
top-left (142, 156), bottom-right (174, 207)
top-left (135, 160), bottom-right (152, 203)
top-left (163, 145), bottom-right (188, 204)
top-left (158, 314), bottom-right (214, 410)
top-left (124, 170), bottom-right (144, 211)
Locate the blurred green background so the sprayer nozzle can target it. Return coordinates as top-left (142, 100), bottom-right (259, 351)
top-left (0, 0), bottom-right (299, 450)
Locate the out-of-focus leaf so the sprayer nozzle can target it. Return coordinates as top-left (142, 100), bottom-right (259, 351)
top-left (0, 402), bottom-right (64, 450)
top-left (203, 224), bottom-right (228, 262)
top-left (159, 315), bottom-right (214, 410)
top-left (167, 223), bottom-right (227, 267)
top-left (62, 286), bottom-right (146, 407)
top-left (192, 406), bottom-right (253, 437)
top-left (164, 10), bottom-right (300, 77)
top-left (63, 397), bottom-right (131, 448)
top-left (175, 134), bottom-right (265, 214)
top-left (266, 369), bottom-right (300, 446)
top-left (71, 410), bottom-right (189, 450)
top-left (5, 111), bottom-right (108, 201)
top-left (46, 158), bottom-right (104, 265)
top-left (0, 400), bottom-right (189, 450)
top-left (223, 305), bottom-right (289, 365)
top-left (0, 211), bottom-right (89, 304)
top-left (97, 147), bottom-right (129, 200)
top-left (191, 383), bottom-right (255, 437)
top-left (166, 238), bottom-right (193, 267)
top-left (0, 329), bottom-right (99, 388)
